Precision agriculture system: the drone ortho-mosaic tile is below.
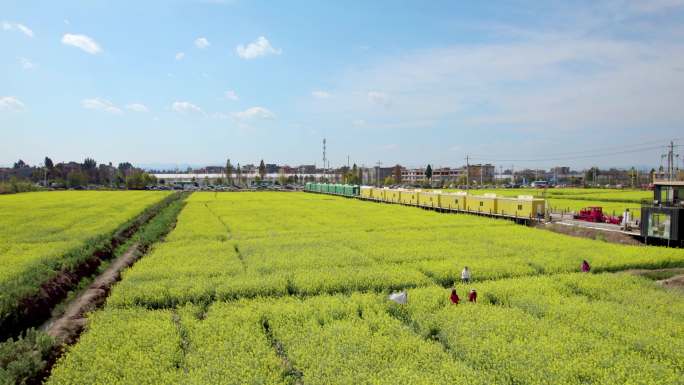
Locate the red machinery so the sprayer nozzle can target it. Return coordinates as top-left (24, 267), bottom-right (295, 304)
top-left (574, 207), bottom-right (623, 225)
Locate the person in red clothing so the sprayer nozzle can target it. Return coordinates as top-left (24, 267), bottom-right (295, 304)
top-left (449, 288), bottom-right (460, 304)
top-left (581, 260), bottom-right (591, 273)
top-left (468, 289), bottom-right (477, 303)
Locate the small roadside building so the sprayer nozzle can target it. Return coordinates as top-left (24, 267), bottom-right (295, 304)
top-left (641, 181), bottom-right (684, 246)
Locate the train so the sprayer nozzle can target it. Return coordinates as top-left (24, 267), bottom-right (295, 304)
top-left (304, 183), bottom-right (546, 221)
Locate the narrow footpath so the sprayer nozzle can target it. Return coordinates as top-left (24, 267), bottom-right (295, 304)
top-left (43, 242), bottom-right (142, 344)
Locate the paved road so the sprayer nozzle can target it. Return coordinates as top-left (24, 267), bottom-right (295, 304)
top-left (548, 213), bottom-right (641, 236)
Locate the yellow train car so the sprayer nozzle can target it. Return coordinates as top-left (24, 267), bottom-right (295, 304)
top-left (360, 186), bottom-right (373, 199)
top-left (467, 193), bottom-right (498, 214)
top-left (372, 187), bottom-right (386, 201)
top-left (497, 197), bottom-right (522, 217)
top-left (418, 191), bottom-right (440, 207)
top-left (439, 192), bottom-right (467, 210)
top-left (519, 195), bottom-right (546, 218)
top-left (497, 196), bottom-right (546, 218)
top-left (400, 189), bottom-right (419, 205)
top-left (385, 188), bottom-right (401, 203)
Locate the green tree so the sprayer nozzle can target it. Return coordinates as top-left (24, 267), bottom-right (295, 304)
top-left (118, 162), bottom-right (133, 174)
top-left (236, 163), bottom-right (242, 185)
top-left (83, 158), bottom-right (97, 170)
top-left (585, 167), bottom-right (599, 186)
top-left (125, 170), bottom-right (155, 189)
top-left (114, 170), bottom-right (125, 187)
top-left (13, 159), bottom-right (27, 169)
top-left (225, 158), bottom-right (233, 184)
top-left (425, 164), bottom-right (433, 182)
top-left (43, 157), bottom-right (54, 185)
top-left (351, 164), bottom-right (360, 185)
top-left (258, 160), bottom-right (266, 180)
top-left (125, 170), bottom-right (145, 189)
top-left (393, 164), bottom-right (402, 184)
top-left (83, 158), bottom-right (98, 184)
top-left (67, 171), bottom-right (87, 188)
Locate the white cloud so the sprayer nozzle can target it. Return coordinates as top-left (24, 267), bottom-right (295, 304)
top-left (16, 24), bottom-right (33, 37)
top-left (175, 52), bottom-right (185, 60)
top-left (194, 37), bottom-right (210, 49)
top-left (62, 34), bottom-right (102, 54)
top-left (18, 57), bottom-right (36, 70)
top-left (367, 91), bottom-right (390, 107)
top-left (172, 101), bottom-right (203, 114)
top-left (232, 106), bottom-right (275, 120)
top-left (224, 90), bottom-right (239, 101)
top-left (125, 103), bottom-right (149, 113)
top-left (321, 28), bottom-right (684, 168)
top-left (0, 96), bottom-right (26, 111)
top-left (236, 36), bottom-right (281, 59)
top-left (81, 98), bottom-right (122, 114)
top-left (312, 90), bottom-right (332, 99)
top-left (352, 119), bottom-right (366, 127)
top-left (211, 112), bottom-right (231, 120)
top-left (2, 22), bottom-right (33, 37)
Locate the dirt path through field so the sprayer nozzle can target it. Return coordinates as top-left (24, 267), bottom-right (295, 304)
top-left (620, 268), bottom-right (684, 291)
top-left (44, 243), bottom-right (140, 344)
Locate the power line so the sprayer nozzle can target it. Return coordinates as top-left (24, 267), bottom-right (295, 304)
top-left (468, 137), bottom-right (683, 162)
top-left (469, 144), bottom-right (670, 163)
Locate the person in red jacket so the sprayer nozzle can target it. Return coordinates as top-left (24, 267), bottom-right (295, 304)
top-left (468, 289), bottom-right (477, 303)
top-left (581, 260), bottom-right (591, 273)
top-left (449, 288), bottom-right (460, 304)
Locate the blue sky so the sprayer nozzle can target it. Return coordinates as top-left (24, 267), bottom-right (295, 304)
top-left (2, 0), bottom-right (684, 170)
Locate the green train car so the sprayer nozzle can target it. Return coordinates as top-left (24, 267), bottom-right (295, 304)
top-left (304, 183), bottom-right (361, 197)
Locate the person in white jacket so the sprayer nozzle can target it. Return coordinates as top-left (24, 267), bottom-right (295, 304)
top-left (461, 266), bottom-right (471, 283)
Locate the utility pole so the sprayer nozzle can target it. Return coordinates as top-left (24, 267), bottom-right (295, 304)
top-left (375, 161), bottom-right (383, 186)
top-left (465, 155), bottom-right (470, 191)
top-left (480, 165), bottom-right (483, 186)
top-left (636, 168), bottom-right (639, 187)
top-left (668, 141), bottom-right (675, 181)
top-left (511, 164), bottom-right (515, 185)
top-left (660, 140), bottom-right (677, 181)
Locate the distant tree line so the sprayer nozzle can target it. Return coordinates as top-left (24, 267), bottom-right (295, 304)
top-left (0, 157), bottom-right (157, 193)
